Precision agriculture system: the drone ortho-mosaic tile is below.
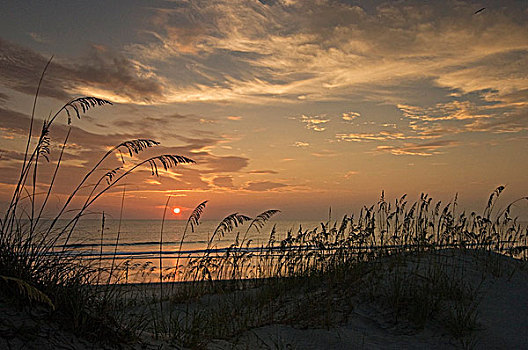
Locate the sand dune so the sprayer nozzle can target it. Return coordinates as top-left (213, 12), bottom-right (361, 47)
top-left (1, 249), bottom-right (526, 349)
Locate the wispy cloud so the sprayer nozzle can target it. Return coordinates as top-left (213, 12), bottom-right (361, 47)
top-left (0, 39), bottom-right (167, 103)
top-left (342, 112), bottom-right (360, 121)
top-left (376, 140), bottom-right (460, 156)
top-left (28, 32), bottom-right (50, 44)
top-left (311, 150), bottom-right (337, 158)
top-left (398, 90), bottom-right (528, 137)
top-left (0, 105), bottom-right (252, 195)
top-left (0, 92), bottom-right (8, 105)
top-left (121, 0), bottom-right (528, 107)
top-left (344, 170), bottom-right (358, 178)
top-left (293, 141), bottom-right (309, 147)
top-left (465, 113), bottom-right (528, 134)
top-left (301, 114), bottom-right (330, 131)
top-left (212, 175), bottom-right (234, 188)
top-left (247, 170), bottom-right (279, 174)
top-left (244, 181), bottom-right (288, 192)
top-left (336, 131), bottom-right (409, 142)
top-left (3, 1), bottom-right (528, 112)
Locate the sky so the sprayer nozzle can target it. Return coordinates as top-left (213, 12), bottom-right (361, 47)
top-left (0, 0), bottom-right (527, 221)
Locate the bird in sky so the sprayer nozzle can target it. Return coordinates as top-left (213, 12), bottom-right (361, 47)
top-left (474, 7), bottom-right (486, 15)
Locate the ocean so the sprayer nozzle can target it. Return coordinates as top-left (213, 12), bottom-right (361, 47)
top-left (44, 218), bottom-right (322, 282)
top-left (45, 217), bottom-right (527, 283)
top-left (60, 218), bottom-right (322, 260)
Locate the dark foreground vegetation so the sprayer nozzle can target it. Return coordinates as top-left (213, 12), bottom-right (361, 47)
top-left (1, 67), bottom-right (527, 349)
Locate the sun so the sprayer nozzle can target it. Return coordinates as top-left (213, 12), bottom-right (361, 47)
top-left (172, 207), bottom-right (181, 215)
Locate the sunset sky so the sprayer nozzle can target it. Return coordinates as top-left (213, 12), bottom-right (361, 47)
top-left (1, 0), bottom-right (527, 220)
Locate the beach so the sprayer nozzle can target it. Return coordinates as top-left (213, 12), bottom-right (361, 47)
top-left (2, 248), bottom-right (527, 349)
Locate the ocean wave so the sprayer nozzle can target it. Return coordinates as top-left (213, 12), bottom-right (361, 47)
top-left (57, 240), bottom-right (209, 249)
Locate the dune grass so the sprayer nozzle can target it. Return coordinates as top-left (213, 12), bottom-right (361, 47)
top-left (145, 190), bottom-right (526, 348)
top-left (92, 185), bottom-right (522, 348)
top-left (0, 60), bottom-right (195, 345)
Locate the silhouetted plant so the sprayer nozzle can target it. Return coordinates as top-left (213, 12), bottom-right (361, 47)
top-left (0, 59), bottom-right (195, 342)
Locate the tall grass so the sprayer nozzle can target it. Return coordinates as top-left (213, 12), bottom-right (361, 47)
top-left (0, 59), bottom-right (195, 343)
top-left (171, 190), bottom-right (526, 286)
top-left (145, 189), bottom-right (526, 348)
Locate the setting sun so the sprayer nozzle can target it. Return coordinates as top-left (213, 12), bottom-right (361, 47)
top-left (172, 207), bottom-right (181, 215)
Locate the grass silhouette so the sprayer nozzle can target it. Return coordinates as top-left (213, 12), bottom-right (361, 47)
top-left (0, 58), bottom-right (195, 344)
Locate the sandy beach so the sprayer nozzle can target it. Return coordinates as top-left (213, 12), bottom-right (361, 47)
top-left (3, 249), bottom-right (525, 349)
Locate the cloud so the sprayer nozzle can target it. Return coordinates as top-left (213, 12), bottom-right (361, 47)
top-left (301, 114), bottom-right (330, 131)
top-left (247, 170), bottom-right (278, 174)
top-left (212, 175), bottom-right (234, 188)
top-left (0, 104), bottom-right (251, 196)
top-left (200, 155), bottom-right (249, 173)
top-left (465, 113), bottom-right (528, 134)
top-left (0, 149), bottom-right (25, 162)
top-left (5, 1), bottom-right (528, 110)
top-left (199, 118), bottom-right (216, 124)
top-left (398, 101), bottom-right (490, 122)
top-left (376, 140), bottom-right (460, 156)
top-left (398, 89), bottom-right (528, 137)
top-left (293, 141), bottom-right (309, 147)
top-left (311, 150), bottom-right (336, 158)
top-left (436, 49), bottom-right (528, 96)
top-left (111, 112), bottom-right (208, 137)
top-left (344, 171), bottom-right (358, 178)
top-left (0, 107), bottom-right (28, 134)
top-left (0, 38), bottom-right (167, 104)
top-left (0, 38), bottom-right (69, 100)
top-left (244, 180), bottom-right (288, 191)
top-left (123, 0), bottom-right (528, 107)
top-left (336, 131), bottom-right (409, 142)
top-left (342, 112), bottom-right (360, 121)
top-left (145, 179), bottom-right (162, 185)
top-left (28, 32), bottom-right (50, 44)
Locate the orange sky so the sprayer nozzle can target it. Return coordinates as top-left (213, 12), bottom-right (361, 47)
top-left (1, 1), bottom-right (527, 220)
